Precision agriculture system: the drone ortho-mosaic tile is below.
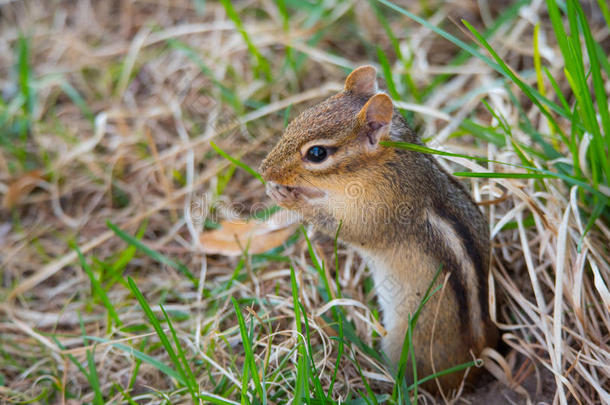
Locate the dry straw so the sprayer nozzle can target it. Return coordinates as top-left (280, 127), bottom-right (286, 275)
top-left (0, 0), bottom-right (608, 404)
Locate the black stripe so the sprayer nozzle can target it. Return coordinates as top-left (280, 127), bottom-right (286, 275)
top-left (432, 202), bottom-right (489, 327)
top-left (424, 217), bottom-right (470, 333)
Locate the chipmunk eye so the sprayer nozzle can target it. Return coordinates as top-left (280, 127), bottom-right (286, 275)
top-left (305, 145), bottom-right (328, 163)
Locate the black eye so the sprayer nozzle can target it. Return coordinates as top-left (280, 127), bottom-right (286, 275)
top-left (305, 145), bottom-right (328, 163)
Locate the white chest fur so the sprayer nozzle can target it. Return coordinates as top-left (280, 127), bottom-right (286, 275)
top-left (357, 249), bottom-right (419, 332)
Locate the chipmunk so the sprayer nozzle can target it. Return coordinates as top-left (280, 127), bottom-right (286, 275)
top-left (259, 66), bottom-right (498, 392)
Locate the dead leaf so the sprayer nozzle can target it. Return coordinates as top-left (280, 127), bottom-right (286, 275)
top-left (200, 210), bottom-right (299, 256)
top-left (3, 170), bottom-right (44, 209)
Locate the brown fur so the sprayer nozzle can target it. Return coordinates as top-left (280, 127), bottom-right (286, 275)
top-left (260, 66), bottom-right (498, 393)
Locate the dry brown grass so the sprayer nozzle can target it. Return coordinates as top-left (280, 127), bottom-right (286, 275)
top-left (0, 0), bottom-right (609, 404)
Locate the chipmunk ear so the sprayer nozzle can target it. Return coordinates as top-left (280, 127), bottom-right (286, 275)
top-left (357, 93), bottom-right (393, 148)
top-left (344, 65), bottom-right (378, 97)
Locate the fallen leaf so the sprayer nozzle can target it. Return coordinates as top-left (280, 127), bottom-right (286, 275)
top-left (200, 209), bottom-right (299, 256)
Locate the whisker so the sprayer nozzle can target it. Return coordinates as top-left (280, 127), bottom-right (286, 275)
top-left (298, 173), bottom-right (325, 194)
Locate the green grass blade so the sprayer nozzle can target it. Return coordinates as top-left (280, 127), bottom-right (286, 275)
top-left (127, 339), bottom-right (145, 391)
top-left (127, 277), bottom-right (190, 388)
top-left (64, 351), bottom-right (103, 405)
top-left (283, 104), bottom-right (292, 129)
top-left (300, 226), bottom-right (323, 273)
top-left (376, 47), bottom-right (412, 122)
top-left (73, 243), bottom-right (121, 327)
top-left (114, 383), bottom-right (139, 405)
top-left (107, 221), bottom-right (197, 285)
top-left (532, 23), bottom-right (560, 147)
top-left (240, 354), bottom-right (252, 405)
top-left (597, 0), bottom-right (610, 31)
top-left (327, 317), bottom-right (344, 395)
top-left (579, 198), bottom-right (606, 248)
top-left (381, 140), bottom-right (500, 164)
top-left (333, 221), bottom-right (343, 299)
top-left (576, 1), bottom-right (610, 181)
top-left (409, 266), bottom-right (443, 335)
top-left (106, 220), bottom-right (148, 287)
top-left (293, 352), bottom-right (307, 405)
top-left (210, 141), bottom-right (266, 185)
top-left (544, 0), bottom-right (570, 62)
top-left (375, 0), bottom-right (495, 68)
top-left (350, 352), bottom-right (379, 405)
top-left (167, 39), bottom-right (242, 113)
top-left (595, 41), bottom-right (610, 77)
top-left (408, 315), bottom-right (417, 401)
top-left (82, 336), bottom-right (186, 384)
top-left (376, 47), bottom-right (399, 101)
top-left (407, 360), bottom-right (478, 390)
top-left (290, 266), bottom-right (312, 405)
top-left (60, 80), bottom-right (95, 124)
top-left (461, 19), bottom-right (564, 129)
top-left (543, 66), bottom-right (570, 113)
top-left (423, 0), bottom-right (529, 95)
top-left (369, 0), bottom-right (402, 61)
top-left (453, 172), bottom-right (554, 179)
top-left (290, 266), bottom-right (303, 336)
top-left (219, 0), bottom-right (271, 80)
top-left (231, 297), bottom-right (267, 404)
top-left (377, 1), bottom-right (570, 121)
top-left (86, 349), bottom-right (104, 405)
top-left (382, 140), bottom-right (609, 199)
top-left (395, 267), bottom-right (443, 399)
top-left (298, 301), bottom-right (327, 403)
top-left (17, 35), bottom-right (34, 118)
top-left (289, 272), bottom-right (306, 403)
top-left (199, 393), bottom-right (241, 405)
top-left (459, 119), bottom-right (506, 147)
top-left (160, 305), bottom-right (199, 402)
top-left (368, 0), bottom-right (421, 102)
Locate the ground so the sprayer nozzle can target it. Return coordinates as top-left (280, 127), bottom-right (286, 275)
top-left (0, 0), bottom-right (609, 404)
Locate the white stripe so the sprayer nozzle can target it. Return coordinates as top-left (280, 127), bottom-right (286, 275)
top-left (427, 212), bottom-right (484, 343)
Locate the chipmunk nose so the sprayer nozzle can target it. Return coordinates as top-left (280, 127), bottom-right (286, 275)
top-left (265, 181), bottom-right (291, 203)
top-left (260, 164), bottom-right (282, 183)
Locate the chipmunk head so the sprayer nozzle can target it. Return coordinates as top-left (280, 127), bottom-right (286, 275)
top-left (259, 66), bottom-right (399, 237)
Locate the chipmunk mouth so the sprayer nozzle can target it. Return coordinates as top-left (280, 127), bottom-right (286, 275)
top-left (266, 181), bottom-right (326, 206)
